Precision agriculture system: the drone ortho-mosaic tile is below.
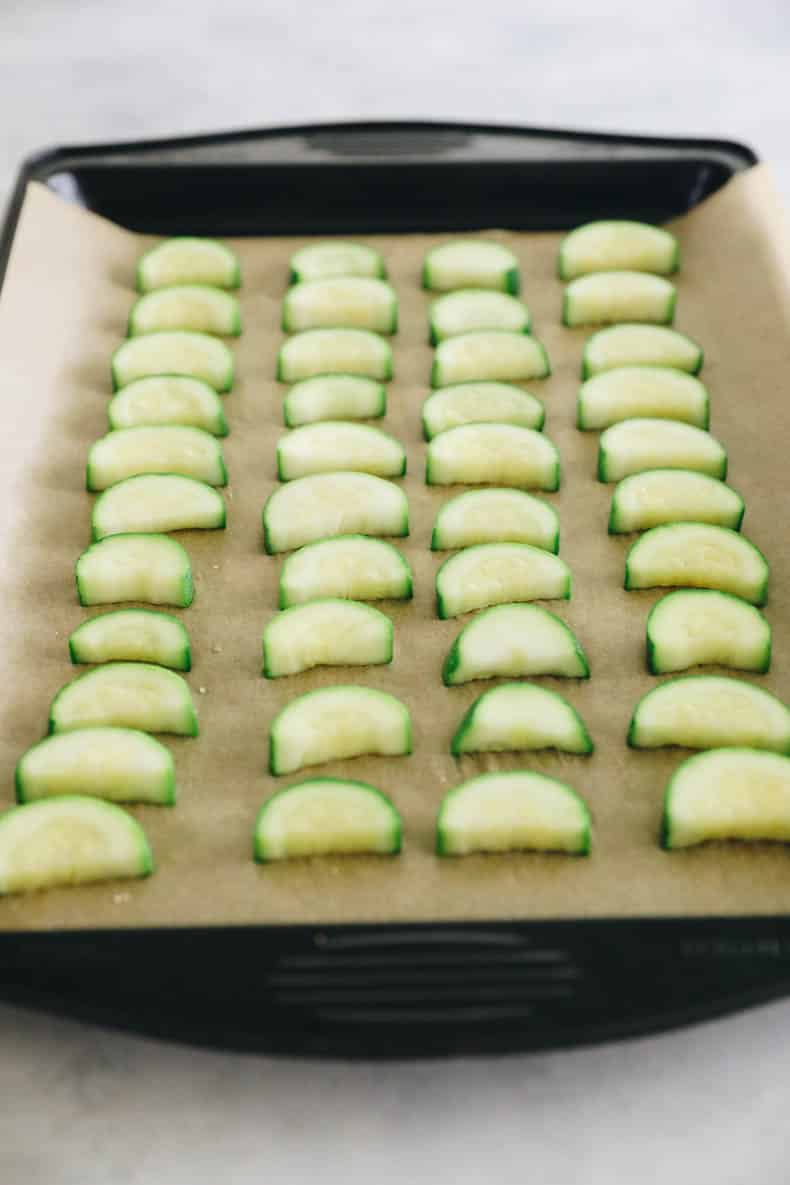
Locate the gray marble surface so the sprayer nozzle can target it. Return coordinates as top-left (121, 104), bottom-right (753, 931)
top-left (2, 2), bottom-right (790, 1182)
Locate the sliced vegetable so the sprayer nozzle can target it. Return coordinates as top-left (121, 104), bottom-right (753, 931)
top-left (92, 474), bottom-right (226, 540)
top-left (289, 241), bottom-right (385, 285)
top-left (582, 325), bottom-right (703, 378)
top-left (86, 426), bottom-right (227, 491)
top-left (609, 470), bottom-right (744, 533)
top-left (426, 424), bottom-right (560, 490)
top-left (558, 220), bottom-right (679, 280)
top-left (49, 663), bottom-right (198, 736)
top-left (577, 367), bottom-right (709, 431)
top-left (263, 599), bottom-right (393, 677)
top-left (443, 604), bottom-right (589, 686)
top-left (269, 686), bottom-right (411, 775)
top-left (283, 374), bottom-right (386, 427)
top-left (254, 779), bottom-right (400, 861)
top-left (277, 329), bottom-right (392, 382)
top-left (69, 609), bottom-right (191, 671)
top-left (15, 728), bottom-right (175, 805)
top-left (137, 237), bottom-right (240, 292)
top-left (76, 534), bottom-right (193, 607)
top-left (111, 332), bottom-right (234, 392)
top-left (436, 543), bottom-right (571, 618)
top-left (437, 772), bottom-right (591, 856)
top-left (128, 286), bottom-right (241, 337)
top-left (422, 241), bottom-right (519, 293)
top-left (276, 422), bottom-right (405, 480)
top-left (0, 798), bottom-right (153, 895)
top-left (429, 290), bottom-right (530, 344)
top-left (598, 419), bottom-right (726, 483)
top-left (431, 489), bottom-right (559, 552)
top-left (662, 748), bottom-right (790, 849)
top-left (431, 331), bottom-right (550, 386)
top-left (629, 676), bottom-right (790, 753)
top-left (107, 376), bottom-right (228, 436)
top-left (282, 277), bottom-right (397, 334)
top-left (280, 536), bottom-right (412, 607)
top-left (422, 381), bottom-right (544, 439)
top-left (646, 590), bottom-right (771, 675)
top-left (563, 271), bottom-right (676, 327)
top-left (625, 523), bottom-right (769, 606)
top-left (451, 684), bottom-right (593, 756)
top-left (262, 472), bottom-right (408, 554)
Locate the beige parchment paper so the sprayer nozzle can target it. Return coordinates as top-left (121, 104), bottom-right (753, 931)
top-left (2, 168), bottom-right (790, 933)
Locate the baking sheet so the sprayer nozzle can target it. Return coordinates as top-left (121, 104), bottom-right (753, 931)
top-left (1, 169), bottom-right (790, 932)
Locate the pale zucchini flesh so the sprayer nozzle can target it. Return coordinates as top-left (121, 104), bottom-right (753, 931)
top-left (426, 424), bottom-right (560, 491)
top-left (263, 599), bottom-right (393, 677)
top-left (428, 290), bottom-right (531, 344)
top-left (646, 590), bottom-right (771, 675)
top-left (609, 469), bottom-right (744, 534)
top-left (107, 376), bottom-right (228, 436)
top-left (422, 241), bottom-right (520, 293)
top-left (276, 422), bottom-right (406, 480)
top-left (49, 663), bottom-right (198, 736)
top-left (111, 332), bottom-right (234, 392)
top-left (279, 536), bottom-right (413, 607)
top-left (598, 419), bottom-right (727, 483)
top-left (269, 686), bottom-right (411, 775)
top-left (435, 543), bottom-right (571, 618)
top-left (451, 684), bottom-right (593, 756)
top-left (0, 797), bottom-right (154, 895)
top-left (86, 427), bottom-right (227, 491)
top-left (254, 778), bottom-right (401, 861)
top-left (69, 609), bottom-right (191, 671)
top-left (277, 329), bottom-right (393, 383)
top-left (128, 286), bottom-right (241, 336)
top-left (443, 604), bottom-right (589, 686)
top-left (15, 728), bottom-right (175, 806)
top-left (662, 748), bottom-right (790, 849)
top-left (625, 523), bottom-right (769, 606)
top-left (629, 676), bottom-right (790, 753)
top-left (76, 534), bottom-right (193, 607)
top-left (558, 220), bottom-right (679, 280)
top-left (282, 277), bottom-right (398, 334)
top-left (262, 472), bottom-right (408, 554)
top-left (437, 772), bottom-right (591, 856)
top-left (431, 489), bottom-right (559, 553)
top-left (92, 475), bottom-right (226, 540)
top-left (289, 241), bottom-right (385, 285)
top-left (563, 271), bottom-right (676, 327)
top-left (422, 382), bottom-right (544, 439)
top-left (577, 367), bottom-right (709, 431)
top-left (283, 375), bottom-right (386, 427)
top-left (582, 325), bottom-right (703, 379)
top-left (431, 331), bottom-right (550, 387)
top-left (137, 237), bottom-right (240, 292)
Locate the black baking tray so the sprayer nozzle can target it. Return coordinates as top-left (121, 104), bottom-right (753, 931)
top-left (5, 120), bottom-right (790, 1059)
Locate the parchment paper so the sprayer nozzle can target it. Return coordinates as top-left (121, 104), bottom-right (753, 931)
top-left (2, 169), bottom-right (790, 932)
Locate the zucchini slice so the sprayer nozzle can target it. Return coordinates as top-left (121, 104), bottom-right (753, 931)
top-left (283, 374), bottom-right (386, 427)
top-left (609, 469), bottom-right (744, 534)
top-left (0, 797), bottom-right (153, 895)
top-left (69, 609), bottom-right (191, 671)
top-left (558, 220), bottom-right (679, 280)
top-left (86, 427), bottom-right (227, 491)
top-left (662, 748), bottom-right (790, 849)
top-left (431, 331), bottom-right (550, 387)
top-left (276, 422), bottom-right (406, 481)
top-left (254, 778), bottom-right (401, 861)
top-left (137, 237), bottom-right (240, 292)
top-left (263, 599), bottom-right (393, 677)
top-left (431, 489), bottom-right (559, 553)
top-left (280, 536), bottom-right (412, 607)
top-left (451, 684), bottom-right (593, 756)
top-left (128, 286), bottom-right (241, 337)
top-left (282, 277), bottom-right (397, 334)
top-left (422, 382), bottom-right (544, 440)
top-left (625, 523), bottom-right (769, 605)
top-left (107, 376), bottom-right (228, 436)
top-left (437, 772), bottom-right (591, 856)
top-left (289, 241), bottom-right (385, 285)
top-left (428, 290), bottom-right (531, 344)
top-left (577, 367), bottom-right (709, 431)
top-left (277, 329), bottom-right (393, 383)
top-left (443, 604), bottom-right (589, 686)
top-left (92, 474), bottom-right (226, 540)
top-left (426, 424), bottom-right (560, 491)
top-left (629, 676), bottom-right (790, 753)
top-left (76, 534), bottom-right (193, 607)
top-left (269, 686), bottom-right (411, 775)
top-left (15, 728), bottom-right (175, 805)
top-left (598, 419), bottom-right (726, 483)
top-left (436, 543), bottom-right (571, 618)
top-left (582, 325), bottom-right (703, 379)
top-left (563, 272), bottom-right (676, 327)
top-left (422, 241), bottom-right (519, 293)
top-left (49, 663), bottom-right (198, 736)
top-left (262, 472), bottom-right (408, 554)
top-left (646, 590), bottom-right (771, 675)
top-left (111, 332), bottom-right (234, 392)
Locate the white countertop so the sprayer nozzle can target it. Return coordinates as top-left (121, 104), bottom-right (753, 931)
top-left (2, 2), bottom-right (789, 1181)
